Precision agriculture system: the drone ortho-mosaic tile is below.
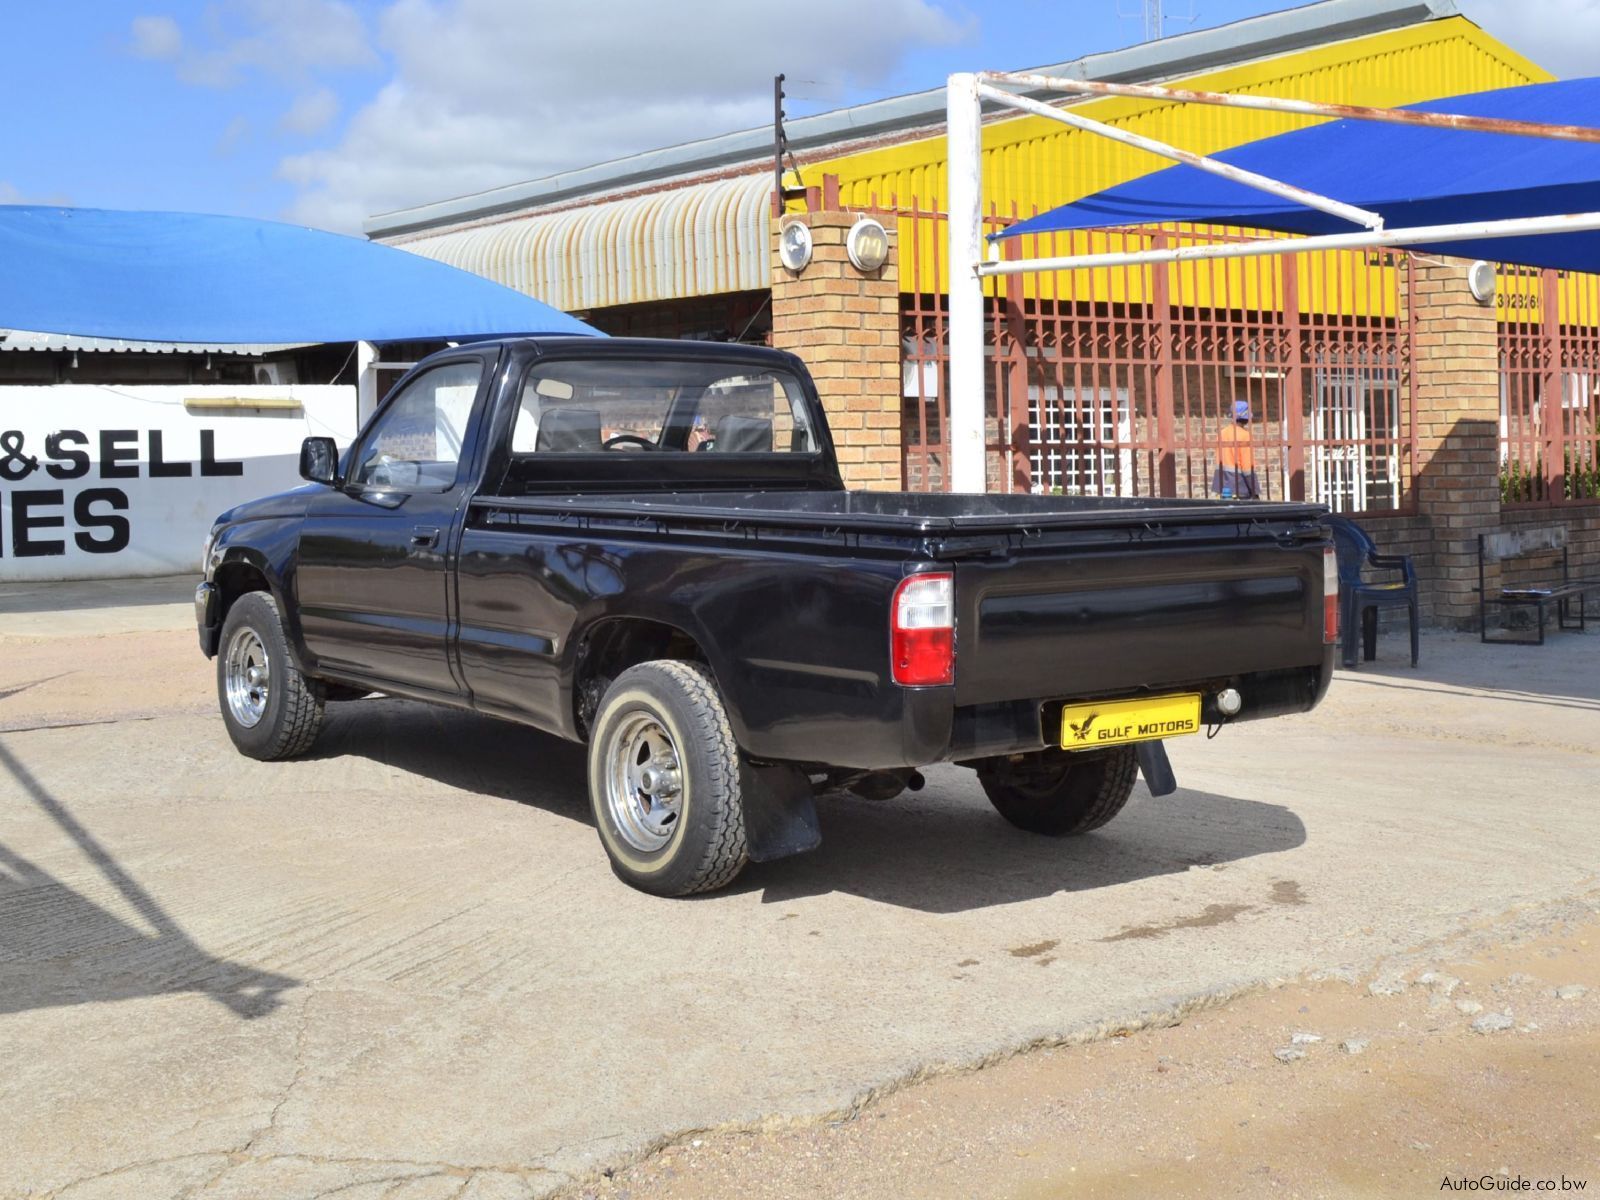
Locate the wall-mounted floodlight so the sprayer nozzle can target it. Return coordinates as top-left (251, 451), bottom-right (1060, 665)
top-left (1468, 260), bottom-right (1496, 305)
top-left (778, 220), bottom-right (813, 272)
top-left (846, 217), bottom-right (890, 272)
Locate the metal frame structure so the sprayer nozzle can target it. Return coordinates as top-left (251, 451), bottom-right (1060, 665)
top-left (887, 196), bottom-right (1415, 511)
top-left (945, 71), bottom-right (1600, 492)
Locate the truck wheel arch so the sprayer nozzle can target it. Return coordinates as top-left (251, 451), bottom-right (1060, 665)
top-left (572, 616), bottom-right (728, 742)
top-left (211, 555), bottom-right (313, 675)
top-left (214, 559), bottom-right (272, 625)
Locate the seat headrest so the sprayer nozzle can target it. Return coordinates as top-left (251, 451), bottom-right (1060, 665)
top-left (714, 414), bottom-right (773, 453)
top-left (536, 407), bottom-right (603, 453)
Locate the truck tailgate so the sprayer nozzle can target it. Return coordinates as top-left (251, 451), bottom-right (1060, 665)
top-left (952, 532), bottom-right (1325, 707)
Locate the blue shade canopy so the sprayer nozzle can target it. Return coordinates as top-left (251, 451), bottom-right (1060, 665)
top-left (0, 205), bottom-right (599, 343)
top-left (996, 78), bottom-right (1600, 272)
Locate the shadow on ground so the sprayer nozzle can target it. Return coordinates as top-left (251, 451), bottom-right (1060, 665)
top-left (1335, 628), bottom-right (1600, 708)
top-left (311, 697), bottom-right (593, 823)
top-left (0, 740), bottom-right (298, 1019)
top-left (742, 785), bottom-right (1305, 913)
top-left (312, 699), bottom-right (1306, 915)
top-left (0, 575), bottom-right (194, 615)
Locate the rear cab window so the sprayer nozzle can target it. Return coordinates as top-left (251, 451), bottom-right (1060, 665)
top-left (508, 359), bottom-right (819, 458)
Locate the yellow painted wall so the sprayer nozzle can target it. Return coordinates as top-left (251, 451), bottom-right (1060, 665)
top-left (807, 16), bottom-right (1551, 314)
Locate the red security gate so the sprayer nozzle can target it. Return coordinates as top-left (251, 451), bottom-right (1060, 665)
top-left (1498, 267), bottom-right (1600, 506)
top-left (892, 201), bottom-right (1417, 515)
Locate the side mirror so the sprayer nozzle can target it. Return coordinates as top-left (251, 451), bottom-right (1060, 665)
top-left (299, 436), bottom-right (340, 486)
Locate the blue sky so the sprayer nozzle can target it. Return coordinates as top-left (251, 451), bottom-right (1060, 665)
top-left (0, 0), bottom-right (1559, 233)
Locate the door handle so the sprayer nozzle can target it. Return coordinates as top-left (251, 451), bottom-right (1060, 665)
top-left (410, 525), bottom-right (441, 548)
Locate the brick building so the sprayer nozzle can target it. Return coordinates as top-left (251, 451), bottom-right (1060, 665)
top-left (368, 0), bottom-right (1596, 625)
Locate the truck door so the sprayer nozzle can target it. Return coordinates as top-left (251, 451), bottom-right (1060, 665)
top-left (295, 355), bottom-right (489, 697)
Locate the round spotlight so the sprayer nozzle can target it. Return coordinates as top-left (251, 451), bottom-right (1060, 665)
top-left (1467, 260), bottom-right (1496, 305)
top-left (846, 216), bottom-right (890, 273)
top-left (778, 220), bottom-right (813, 273)
top-left (1216, 688), bottom-right (1244, 717)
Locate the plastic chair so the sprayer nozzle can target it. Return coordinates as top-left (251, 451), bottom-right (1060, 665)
top-left (1323, 515), bottom-right (1419, 669)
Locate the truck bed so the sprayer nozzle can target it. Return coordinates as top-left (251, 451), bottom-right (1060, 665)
top-left (481, 488), bottom-right (1327, 538)
top-left (471, 487), bottom-right (1332, 754)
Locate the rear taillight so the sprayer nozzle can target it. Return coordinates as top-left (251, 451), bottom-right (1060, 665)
top-left (891, 572), bottom-right (954, 686)
top-left (1323, 544), bottom-right (1340, 644)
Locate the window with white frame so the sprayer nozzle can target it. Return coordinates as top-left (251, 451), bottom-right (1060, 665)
top-left (1028, 385), bottom-right (1134, 496)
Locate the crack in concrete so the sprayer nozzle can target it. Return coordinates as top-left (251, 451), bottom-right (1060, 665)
top-left (38, 1152), bottom-right (230, 1200)
top-left (239, 988), bottom-right (318, 1156)
top-left (43, 1152), bottom-right (568, 1200)
top-left (537, 889), bottom-right (1600, 1199)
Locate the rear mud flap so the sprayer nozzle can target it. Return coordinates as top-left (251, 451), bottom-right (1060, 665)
top-left (742, 764), bottom-right (822, 862)
top-left (1136, 740), bottom-right (1178, 797)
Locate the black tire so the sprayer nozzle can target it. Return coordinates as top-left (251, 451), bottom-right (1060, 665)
top-left (977, 746), bottom-right (1138, 836)
top-left (587, 661), bottom-right (749, 897)
top-left (216, 591), bottom-right (325, 761)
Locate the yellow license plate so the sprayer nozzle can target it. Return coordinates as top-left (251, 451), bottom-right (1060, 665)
top-left (1060, 693), bottom-right (1201, 750)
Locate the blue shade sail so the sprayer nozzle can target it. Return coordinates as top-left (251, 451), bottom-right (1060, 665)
top-left (0, 205), bottom-right (600, 343)
top-left (995, 78), bottom-right (1600, 272)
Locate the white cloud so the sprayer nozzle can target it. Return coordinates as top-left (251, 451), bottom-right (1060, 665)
top-left (1456, 0), bottom-right (1600, 78)
top-left (129, 1), bottom-right (375, 88)
top-left (130, 14), bottom-right (183, 60)
top-left (0, 181), bottom-right (74, 207)
top-left (279, 0), bottom-right (970, 232)
top-left (280, 87), bottom-right (341, 136)
top-left (216, 115), bottom-right (252, 156)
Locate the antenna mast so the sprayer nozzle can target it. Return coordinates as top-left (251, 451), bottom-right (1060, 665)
top-left (1117, 0), bottom-right (1195, 42)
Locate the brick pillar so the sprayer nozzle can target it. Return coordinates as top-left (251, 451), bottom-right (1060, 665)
top-left (1409, 256), bottom-right (1501, 627)
top-left (770, 210), bottom-right (902, 490)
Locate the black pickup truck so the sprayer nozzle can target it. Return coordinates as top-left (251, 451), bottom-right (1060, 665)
top-left (197, 337), bottom-right (1337, 895)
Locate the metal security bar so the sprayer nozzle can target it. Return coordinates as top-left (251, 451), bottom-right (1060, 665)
top-left (1499, 267), bottom-right (1600, 506)
top-left (889, 198), bottom-right (1415, 513)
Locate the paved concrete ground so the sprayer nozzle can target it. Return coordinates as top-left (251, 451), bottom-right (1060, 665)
top-left (0, 575), bottom-right (195, 638)
top-left (1, 599), bottom-right (1597, 1199)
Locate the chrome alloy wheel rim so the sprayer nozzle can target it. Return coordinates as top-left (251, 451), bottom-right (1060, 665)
top-left (224, 626), bottom-right (271, 728)
top-left (604, 712), bottom-right (684, 853)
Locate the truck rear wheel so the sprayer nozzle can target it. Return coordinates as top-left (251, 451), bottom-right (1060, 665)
top-left (217, 590), bottom-right (325, 760)
top-left (977, 746), bottom-right (1138, 836)
top-left (587, 660), bottom-right (750, 896)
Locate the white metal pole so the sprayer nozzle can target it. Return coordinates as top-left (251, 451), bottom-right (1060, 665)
top-left (973, 81), bottom-right (1382, 231)
top-left (947, 73), bottom-right (987, 494)
top-left (356, 340), bottom-right (378, 426)
top-left (982, 71), bottom-right (1600, 145)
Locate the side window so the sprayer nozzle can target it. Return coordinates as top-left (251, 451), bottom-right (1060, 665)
top-left (351, 361), bottom-right (483, 489)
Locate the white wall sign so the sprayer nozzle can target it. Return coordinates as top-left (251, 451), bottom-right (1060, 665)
top-left (0, 384), bottom-right (357, 582)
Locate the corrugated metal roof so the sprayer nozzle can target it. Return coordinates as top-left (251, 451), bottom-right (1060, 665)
top-left (365, 0), bottom-right (1457, 239)
top-left (374, 2), bottom-right (1539, 317)
top-left (398, 175), bottom-right (773, 311)
top-left (0, 329), bottom-right (316, 355)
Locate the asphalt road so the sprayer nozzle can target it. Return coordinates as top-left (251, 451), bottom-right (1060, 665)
top-left (2, 583), bottom-right (1597, 1199)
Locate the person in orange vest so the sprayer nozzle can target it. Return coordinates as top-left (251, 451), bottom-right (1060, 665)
top-left (1214, 399), bottom-right (1260, 499)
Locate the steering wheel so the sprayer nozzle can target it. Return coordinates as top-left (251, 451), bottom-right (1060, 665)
top-left (603, 434), bottom-right (658, 451)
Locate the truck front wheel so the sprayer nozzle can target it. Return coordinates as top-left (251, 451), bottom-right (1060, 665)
top-left (977, 746), bottom-right (1138, 836)
top-left (216, 591), bottom-right (325, 760)
top-left (587, 660), bottom-right (750, 896)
